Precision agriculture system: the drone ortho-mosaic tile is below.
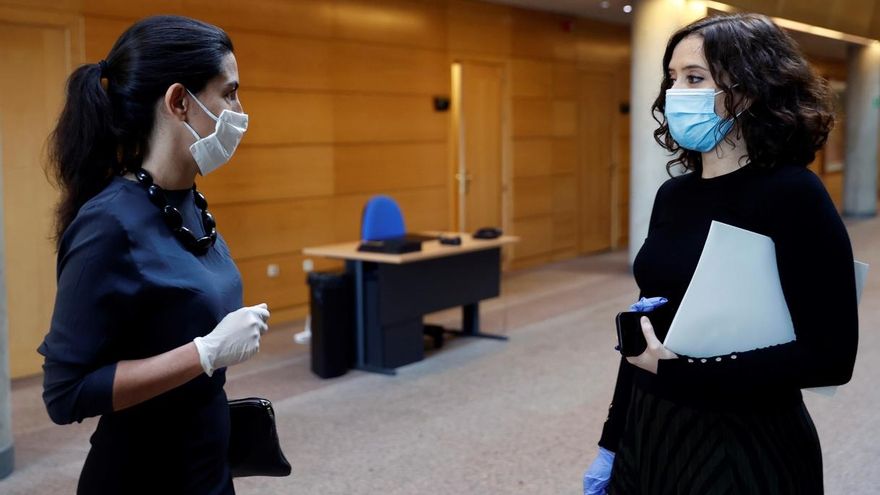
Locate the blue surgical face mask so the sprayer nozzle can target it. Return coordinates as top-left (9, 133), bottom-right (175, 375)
top-left (664, 87), bottom-right (735, 153)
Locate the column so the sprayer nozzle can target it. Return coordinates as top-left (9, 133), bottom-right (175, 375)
top-left (0, 129), bottom-right (12, 479)
top-left (843, 42), bottom-right (880, 218)
top-left (628, 0), bottom-right (706, 264)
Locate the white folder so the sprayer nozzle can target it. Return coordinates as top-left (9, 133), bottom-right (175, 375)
top-left (663, 221), bottom-right (868, 395)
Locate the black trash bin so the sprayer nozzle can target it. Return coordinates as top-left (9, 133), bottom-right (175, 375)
top-left (307, 271), bottom-right (355, 378)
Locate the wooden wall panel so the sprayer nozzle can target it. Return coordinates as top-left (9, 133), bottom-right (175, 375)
top-left (511, 58), bottom-right (552, 98)
top-left (510, 9), bottom-right (577, 61)
top-left (83, 0), bottom-right (184, 18)
top-left (552, 138), bottom-right (578, 174)
top-left (245, 91), bottom-right (334, 145)
top-left (213, 198), bottom-right (338, 259)
top-left (553, 64), bottom-right (578, 99)
top-left (199, 146), bottom-right (335, 204)
top-left (573, 21), bottom-right (631, 67)
top-left (513, 139), bottom-right (552, 178)
top-left (333, 0), bottom-right (446, 50)
top-left (512, 99), bottom-right (553, 138)
top-left (512, 216), bottom-right (553, 259)
top-left (513, 176), bottom-right (552, 218)
top-left (334, 143), bottom-right (447, 195)
top-left (333, 94), bottom-right (447, 143)
top-left (1, 10), bottom-right (83, 377)
top-left (215, 186), bottom-right (449, 261)
top-left (1, 0), bottom-right (638, 353)
top-left (822, 172), bottom-right (844, 210)
top-left (233, 32), bottom-right (331, 91)
top-left (552, 175), bottom-right (577, 213)
top-left (0, 0), bottom-right (83, 11)
top-left (83, 15), bottom-right (129, 60)
top-left (828, 0), bottom-right (877, 37)
top-left (329, 42), bottom-right (448, 95)
top-left (447, 0), bottom-right (511, 56)
top-left (776, 0), bottom-right (832, 30)
top-left (552, 100), bottom-right (577, 137)
top-left (238, 254), bottom-right (342, 310)
top-left (184, 0), bottom-right (335, 38)
top-left (553, 212), bottom-right (577, 250)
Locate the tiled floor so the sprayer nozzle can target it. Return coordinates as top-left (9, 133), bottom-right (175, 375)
top-left (2, 215), bottom-right (879, 494)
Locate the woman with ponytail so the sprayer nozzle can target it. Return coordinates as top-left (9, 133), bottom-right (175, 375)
top-left (39, 16), bottom-right (268, 494)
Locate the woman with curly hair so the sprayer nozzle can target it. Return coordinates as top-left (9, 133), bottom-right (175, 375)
top-left (583, 13), bottom-right (858, 495)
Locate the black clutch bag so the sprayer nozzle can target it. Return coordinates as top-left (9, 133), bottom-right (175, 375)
top-left (228, 397), bottom-right (292, 478)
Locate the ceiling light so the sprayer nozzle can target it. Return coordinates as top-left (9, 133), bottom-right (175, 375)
top-left (623, 4), bottom-right (633, 13)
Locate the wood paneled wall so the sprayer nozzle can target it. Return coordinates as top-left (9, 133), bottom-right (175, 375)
top-left (83, 2), bottom-right (630, 312)
top-left (0, 0), bottom-right (631, 367)
top-left (0, 0), bottom-right (861, 377)
top-left (496, 9), bottom-right (630, 268)
top-left (81, 1), bottom-right (456, 325)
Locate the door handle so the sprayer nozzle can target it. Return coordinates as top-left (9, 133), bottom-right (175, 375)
top-left (455, 172), bottom-right (473, 194)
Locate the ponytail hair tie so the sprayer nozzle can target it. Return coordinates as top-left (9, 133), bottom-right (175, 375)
top-left (98, 60), bottom-right (108, 76)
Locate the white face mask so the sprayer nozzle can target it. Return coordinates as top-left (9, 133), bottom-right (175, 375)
top-left (183, 88), bottom-right (248, 175)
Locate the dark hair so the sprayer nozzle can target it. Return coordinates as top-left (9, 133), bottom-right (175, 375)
top-left (48, 15), bottom-right (233, 245)
top-left (652, 13), bottom-right (834, 174)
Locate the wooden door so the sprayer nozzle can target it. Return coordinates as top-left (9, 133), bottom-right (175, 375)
top-left (0, 14), bottom-right (79, 377)
top-left (578, 71), bottom-right (615, 253)
top-left (458, 61), bottom-right (503, 231)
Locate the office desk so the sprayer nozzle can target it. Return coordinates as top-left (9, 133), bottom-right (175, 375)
top-left (304, 233), bottom-right (518, 374)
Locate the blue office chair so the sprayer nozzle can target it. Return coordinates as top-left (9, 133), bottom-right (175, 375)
top-left (361, 195), bottom-right (406, 241)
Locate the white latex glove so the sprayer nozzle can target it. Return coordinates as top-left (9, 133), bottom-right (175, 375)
top-left (193, 303), bottom-right (270, 376)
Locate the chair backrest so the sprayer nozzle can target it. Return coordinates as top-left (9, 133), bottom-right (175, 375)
top-left (361, 195), bottom-right (406, 241)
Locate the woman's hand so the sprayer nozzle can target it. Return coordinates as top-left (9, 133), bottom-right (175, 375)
top-left (626, 316), bottom-right (678, 374)
top-left (193, 303), bottom-right (270, 377)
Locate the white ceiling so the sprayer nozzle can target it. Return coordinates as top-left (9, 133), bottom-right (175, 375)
top-left (483, 0), bottom-right (849, 60)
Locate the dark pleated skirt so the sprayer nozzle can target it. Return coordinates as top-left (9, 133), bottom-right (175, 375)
top-left (608, 386), bottom-right (823, 495)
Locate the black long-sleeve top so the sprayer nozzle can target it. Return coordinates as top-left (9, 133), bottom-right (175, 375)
top-left (599, 164), bottom-right (859, 451)
top-left (38, 176), bottom-right (243, 493)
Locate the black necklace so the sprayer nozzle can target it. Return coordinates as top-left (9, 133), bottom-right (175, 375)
top-left (133, 168), bottom-right (217, 255)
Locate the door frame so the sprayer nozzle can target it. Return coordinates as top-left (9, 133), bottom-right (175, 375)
top-left (448, 55), bottom-right (513, 268)
top-left (576, 66), bottom-right (626, 255)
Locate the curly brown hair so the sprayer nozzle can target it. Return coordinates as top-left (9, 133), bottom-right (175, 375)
top-left (652, 13), bottom-right (835, 174)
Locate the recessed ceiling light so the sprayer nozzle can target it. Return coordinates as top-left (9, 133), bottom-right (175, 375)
top-left (623, 4), bottom-right (633, 13)
top-left (600, 0), bottom-right (610, 8)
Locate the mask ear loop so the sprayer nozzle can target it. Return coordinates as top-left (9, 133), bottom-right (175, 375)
top-left (183, 121), bottom-right (202, 141)
top-left (182, 88), bottom-right (219, 141)
top-left (711, 84), bottom-right (745, 151)
top-left (186, 88), bottom-right (220, 121)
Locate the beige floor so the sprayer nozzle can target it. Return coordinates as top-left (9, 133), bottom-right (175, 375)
top-left (2, 215), bottom-right (879, 494)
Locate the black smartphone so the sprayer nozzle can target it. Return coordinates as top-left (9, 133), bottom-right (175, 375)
top-left (615, 304), bottom-right (673, 357)
top-left (615, 311), bottom-right (650, 357)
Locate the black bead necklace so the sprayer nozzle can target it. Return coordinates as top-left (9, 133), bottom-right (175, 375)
top-left (133, 168), bottom-right (217, 255)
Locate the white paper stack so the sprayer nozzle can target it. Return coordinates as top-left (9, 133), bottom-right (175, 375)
top-left (664, 221), bottom-right (796, 358)
top-left (663, 220), bottom-right (868, 397)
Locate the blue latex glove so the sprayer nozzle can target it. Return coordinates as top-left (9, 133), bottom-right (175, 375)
top-left (583, 446), bottom-right (615, 495)
top-left (629, 296), bottom-right (668, 312)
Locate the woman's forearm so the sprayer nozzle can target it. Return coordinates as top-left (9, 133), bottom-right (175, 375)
top-left (112, 342), bottom-right (204, 412)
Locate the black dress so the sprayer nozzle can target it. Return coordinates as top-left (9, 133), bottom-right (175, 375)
top-left (38, 176), bottom-right (243, 495)
top-left (600, 164), bottom-right (858, 494)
